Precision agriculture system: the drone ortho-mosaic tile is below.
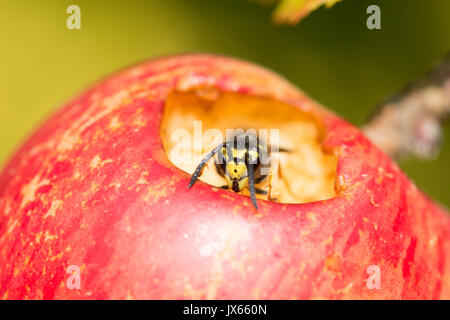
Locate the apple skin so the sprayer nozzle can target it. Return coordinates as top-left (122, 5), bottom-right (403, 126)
top-left (0, 54), bottom-right (449, 300)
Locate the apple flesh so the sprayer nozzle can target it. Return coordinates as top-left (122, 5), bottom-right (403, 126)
top-left (0, 54), bottom-right (449, 299)
top-left (162, 90), bottom-right (338, 204)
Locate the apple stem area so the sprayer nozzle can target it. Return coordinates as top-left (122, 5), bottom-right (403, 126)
top-left (362, 54), bottom-right (450, 161)
top-left (160, 88), bottom-right (338, 204)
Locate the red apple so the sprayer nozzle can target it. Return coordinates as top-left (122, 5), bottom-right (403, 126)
top-left (0, 54), bottom-right (449, 299)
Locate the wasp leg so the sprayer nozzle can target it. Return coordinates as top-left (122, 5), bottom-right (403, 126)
top-left (247, 163), bottom-right (258, 209)
top-left (254, 174), bottom-right (267, 184)
top-left (189, 143), bottom-right (225, 188)
top-left (255, 188), bottom-right (268, 195)
top-left (219, 185), bottom-right (229, 189)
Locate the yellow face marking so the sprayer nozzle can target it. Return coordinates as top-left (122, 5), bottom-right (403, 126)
top-left (224, 172), bottom-right (248, 192)
top-left (226, 162), bottom-right (247, 179)
top-left (237, 177), bottom-right (248, 192)
top-left (220, 146), bottom-right (254, 193)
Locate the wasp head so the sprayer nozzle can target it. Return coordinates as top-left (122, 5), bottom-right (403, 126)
top-left (221, 146), bottom-right (259, 193)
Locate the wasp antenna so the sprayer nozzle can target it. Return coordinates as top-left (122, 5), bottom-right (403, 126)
top-left (247, 163), bottom-right (258, 209)
top-left (271, 146), bottom-right (290, 153)
top-left (189, 143), bottom-right (225, 188)
top-left (278, 147), bottom-right (291, 153)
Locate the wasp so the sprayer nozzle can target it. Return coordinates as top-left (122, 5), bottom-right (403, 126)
top-left (189, 132), bottom-right (285, 209)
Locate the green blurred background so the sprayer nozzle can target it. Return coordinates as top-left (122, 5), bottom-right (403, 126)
top-left (0, 0), bottom-right (449, 207)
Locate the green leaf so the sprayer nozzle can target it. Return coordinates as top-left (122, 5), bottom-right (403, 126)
top-left (272, 0), bottom-right (341, 25)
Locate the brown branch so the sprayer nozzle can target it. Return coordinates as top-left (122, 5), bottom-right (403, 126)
top-left (361, 54), bottom-right (450, 160)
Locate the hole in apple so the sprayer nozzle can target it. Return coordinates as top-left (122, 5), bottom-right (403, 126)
top-left (160, 87), bottom-right (338, 204)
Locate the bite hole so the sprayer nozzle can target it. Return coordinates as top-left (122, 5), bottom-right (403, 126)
top-left (161, 88), bottom-right (338, 204)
